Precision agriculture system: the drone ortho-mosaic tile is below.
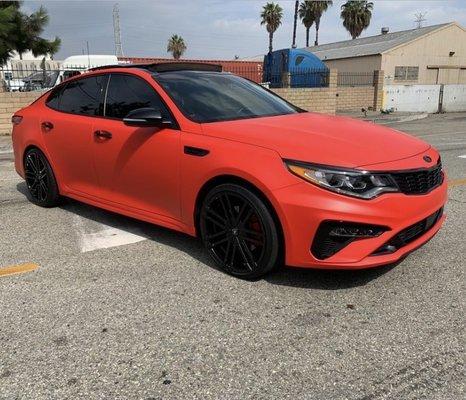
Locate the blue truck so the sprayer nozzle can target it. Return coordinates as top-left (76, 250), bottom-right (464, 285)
top-left (263, 48), bottom-right (328, 88)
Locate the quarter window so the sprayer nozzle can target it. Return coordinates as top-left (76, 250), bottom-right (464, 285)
top-left (105, 74), bottom-right (168, 119)
top-left (45, 86), bottom-right (63, 110)
top-left (59, 75), bottom-right (108, 116)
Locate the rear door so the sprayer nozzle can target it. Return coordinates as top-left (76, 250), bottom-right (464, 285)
top-left (41, 75), bottom-right (107, 195)
top-left (91, 73), bottom-right (181, 221)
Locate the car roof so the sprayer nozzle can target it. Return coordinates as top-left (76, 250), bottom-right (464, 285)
top-left (88, 62), bottom-right (222, 73)
top-left (48, 62), bottom-right (227, 94)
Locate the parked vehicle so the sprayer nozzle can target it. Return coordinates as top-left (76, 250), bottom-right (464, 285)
top-left (54, 55), bottom-right (119, 86)
top-left (11, 63), bottom-right (447, 279)
top-left (1, 70), bottom-right (25, 91)
top-left (22, 70), bottom-right (60, 91)
top-left (263, 48), bottom-right (329, 88)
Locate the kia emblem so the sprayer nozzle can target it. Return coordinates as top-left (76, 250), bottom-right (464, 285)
top-left (423, 155), bottom-right (432, 163)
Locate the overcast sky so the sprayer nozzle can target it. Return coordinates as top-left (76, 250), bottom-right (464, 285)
top-left (22, 0), bottom-right (466, 60)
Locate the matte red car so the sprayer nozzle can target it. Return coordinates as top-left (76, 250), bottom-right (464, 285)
top-left (11, 63), bottom-right (447, 279)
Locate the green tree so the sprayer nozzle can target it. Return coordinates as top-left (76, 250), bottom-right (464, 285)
top-left (0, 1), bottom-right (61, 62)
top-left (32, 36), bottom-right (61, 60)
top-left (341, 0), bottom-right (374, 39)
top-left (260, 2), bottom-right (283, 54)
top-left (291, 0), bottom-right (299, 48)
top-left (167, 34), bottom-right (186, 60)
top-left (308, 0), bottom-right (333, 46)
top-left (298, 1), bottom-right (315, 47)
top-left (0, 2), bottom-right (19, 63)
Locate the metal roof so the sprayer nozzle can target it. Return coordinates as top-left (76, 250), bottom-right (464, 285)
top-left (305, 23), bottom-right (452, 60)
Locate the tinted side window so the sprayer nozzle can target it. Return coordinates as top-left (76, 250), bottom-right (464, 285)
top-left (59, 75), bottom-right (107, 116)
top-left (46, 86), bottom-right (63, 110)
top-left (295, 56), bottom-right (304, 66)
top-left (105, 74), bottom-right (168, 119)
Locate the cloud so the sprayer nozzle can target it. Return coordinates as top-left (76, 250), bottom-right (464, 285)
top-left (22, 0), bottom-right (466, 60)
top-left (213, 18), bottom-right (261, 33)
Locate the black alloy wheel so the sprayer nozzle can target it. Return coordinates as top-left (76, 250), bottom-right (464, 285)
top-left (24, 148), bottom-right (60, 207)
top-left (200, 184), bottom-right (280, 279)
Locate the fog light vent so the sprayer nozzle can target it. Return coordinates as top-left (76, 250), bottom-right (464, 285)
top-left (329, 226), bottom-right (384, 238)
top-left (312, 221), bottom-right (387, 260)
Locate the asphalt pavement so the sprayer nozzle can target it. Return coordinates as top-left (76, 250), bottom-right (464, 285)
top-left (0, 113), bottom-right (465, 400)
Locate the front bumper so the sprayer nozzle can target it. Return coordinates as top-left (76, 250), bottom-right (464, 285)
top-left (273, 178), bottom-right (447, 269)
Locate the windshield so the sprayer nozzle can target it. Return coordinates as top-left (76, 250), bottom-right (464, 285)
top-left (154, 71), bottom-right (299, 123)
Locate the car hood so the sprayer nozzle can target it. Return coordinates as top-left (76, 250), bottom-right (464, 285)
top-left (201, 112), bottom-right (430, 168)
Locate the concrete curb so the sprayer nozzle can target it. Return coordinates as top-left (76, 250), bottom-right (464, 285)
top-left (364, 113), bottom-right (429, 125)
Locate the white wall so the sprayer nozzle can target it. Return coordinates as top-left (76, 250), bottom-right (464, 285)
top-left (443, 85), bottom-right (466, 112)
top-left (383, 84), bottom-right (466, 112)
top-left (383, 85), bottom-right (441, 113)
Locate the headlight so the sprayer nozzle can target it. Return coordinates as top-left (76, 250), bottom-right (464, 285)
top-left (285, 160), bottom-right (399, 199)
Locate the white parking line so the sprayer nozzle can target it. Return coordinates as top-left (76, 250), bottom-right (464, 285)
top-left (418, 131), bottom-right (466, 138)
top-left (72, 214), bottom-right (146, 253)
top-left (434, 142), bottom-right (466, 146)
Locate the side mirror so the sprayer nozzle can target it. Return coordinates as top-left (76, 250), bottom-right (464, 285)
top-left (123, 107), bottom-right (171, 127)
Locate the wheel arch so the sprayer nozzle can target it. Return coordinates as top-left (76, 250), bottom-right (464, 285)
top-left (22, 144), bottom-right (61, 193)
top-left (23, 144), bottom-right (43, 164)
top-left (193, 174), bottom-right (286, 263)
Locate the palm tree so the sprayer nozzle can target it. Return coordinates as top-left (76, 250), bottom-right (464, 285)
top-left (291, 1), bottom-right (299, 48)
top-left (260, 2), bottom-right (283, 54)
top-left (15, 5), bottom-right (49, 60)
top-left (32, 36), bottom-right (61, 60)
top-left (167, 34), bottom-right (186, 60)
top-left (309, 0), bottom-right (333, 46)
top-left (5, 1), bottom-right (61, 60)
top-left (341, 1), bottom-right (374, 39)
top-left (298, 1), bottom-right (315, 47)
top-left (0, 3), bottom-right (17, 63)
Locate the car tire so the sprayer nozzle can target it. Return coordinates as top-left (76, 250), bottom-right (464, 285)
top-left (199, 183), bottom-right (280, 279)
top-left (24, 148), bottom-right (61, 208)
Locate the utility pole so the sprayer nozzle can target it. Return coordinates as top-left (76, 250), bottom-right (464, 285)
top-left (414, 12), bottom-right (427, 29)
top-left (86, 41), bottom-right (91, 68)
top-left (291, 0), bottom-right (299, 48)
top-left (113, 3), bottom-right (123, 57)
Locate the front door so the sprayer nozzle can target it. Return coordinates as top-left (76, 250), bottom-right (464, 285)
top-left (92, 73), bottom-right (181, 222)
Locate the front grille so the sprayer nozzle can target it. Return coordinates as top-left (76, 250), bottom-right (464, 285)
top-left (391, 162), bottom-right (443, 195)
top-left (372, 208), bottom-right (443, 255)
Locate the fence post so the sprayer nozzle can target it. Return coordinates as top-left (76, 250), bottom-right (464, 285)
top-left (326, 69), bottom-right (338, 115)
top-left (281, 71), bottom-right (291, 88)
top-left (373, 70), bottom-right (384, 111)
top-left (438, 84), bottom-right (444, 113)
top-left (328, 69), bottom-right (337, 89)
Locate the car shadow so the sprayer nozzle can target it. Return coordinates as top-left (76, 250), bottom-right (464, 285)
top-left (17, 182), bottom-right (397, 289)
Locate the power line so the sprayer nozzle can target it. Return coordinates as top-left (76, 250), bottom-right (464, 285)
top-left (113, 3), bottom-right (123, 56)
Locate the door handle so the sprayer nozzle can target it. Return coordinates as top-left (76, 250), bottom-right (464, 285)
top-left (41, 121), bottom-right (54, 131)
top-left (94, 130), bottom-right (112, 139)
top-left (184, 146), bottom-right (210, 157)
